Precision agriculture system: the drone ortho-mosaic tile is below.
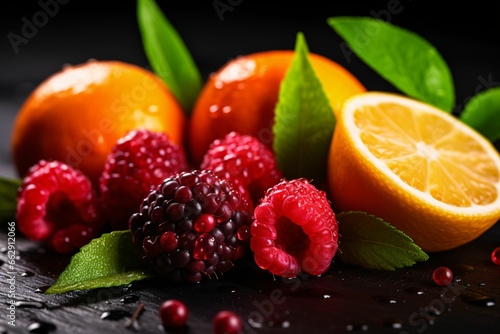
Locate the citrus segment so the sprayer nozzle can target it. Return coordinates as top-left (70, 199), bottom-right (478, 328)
top-left (328, 92), bottom-right (500, 252)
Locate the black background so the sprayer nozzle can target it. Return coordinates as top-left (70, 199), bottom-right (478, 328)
top-left (1, 0), bottom-right (500, 174)
top-left (1, 1), bottom-right (499, 334)
top-left (2, 0), bottom-right (500, 100)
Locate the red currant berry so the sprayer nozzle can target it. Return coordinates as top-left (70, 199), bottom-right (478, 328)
top-left (213, 310), bottom-right (242, 334)
top-left (159, 299), bottom-right (188, 328)
top-left (492, 247), bottom-right (500, 265)
top-left (432, 267), bottom-right (453, 286)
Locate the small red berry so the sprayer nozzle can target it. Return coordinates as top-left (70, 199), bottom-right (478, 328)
top-left (212, 310), bottom-right (242, 334)
top-left (159, 299), bottom-right (188, 328)
top-left (492, 247), bottom-right (500, 265)
top-left (432, 267), bottom-right (453, 286)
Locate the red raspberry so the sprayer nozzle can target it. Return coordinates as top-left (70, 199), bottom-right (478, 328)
top-left (212, 310), bottom-right (242, 334)
top-left (200, 131), bottom-right (282, 209)
top-left (250, 178), bottom-right (338, 278)
top-left (99, 129), bottom-right (188, 230)
top-left (16, 160), bottom-right (104, 253)
top-left (129, 170), bottom-right (252, 283)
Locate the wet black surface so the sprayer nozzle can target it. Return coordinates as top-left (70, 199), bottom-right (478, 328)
top-left (0, 226), bottom-right (499, 333)
top-left (1, 1), bottom-right (500, 333)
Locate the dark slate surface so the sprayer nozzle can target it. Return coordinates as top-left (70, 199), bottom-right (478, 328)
top-left (1, 1), bottom-right (499, 333)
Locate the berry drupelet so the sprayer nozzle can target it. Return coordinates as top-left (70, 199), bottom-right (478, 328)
top-left (129, 170), bottom-right (252, 283)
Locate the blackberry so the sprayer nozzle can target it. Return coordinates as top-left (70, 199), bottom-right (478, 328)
top-left (129, 170), bottom-right (252, 283)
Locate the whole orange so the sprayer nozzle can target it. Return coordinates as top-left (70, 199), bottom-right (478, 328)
top-left (188, 50), bottom-right (366, 165)
top-left (11, 60), bottom-right (186, 185)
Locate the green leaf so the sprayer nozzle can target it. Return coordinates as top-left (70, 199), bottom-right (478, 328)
top-left (328, 16), bottom-right (455, 112)
top-left (46, 231), bottom-right (152, 294)
top-left (336, 211), bottom-right (429, 270)
top-left (273, 32), bottom-right (336, 184)
top-left (137, 0), bottom-right (202, 113)
top-left (0, 177), bottom-right (21, 223)
top-left (460, 87), bottom-right (500, 142)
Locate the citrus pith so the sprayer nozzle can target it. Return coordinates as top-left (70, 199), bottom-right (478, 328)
top-left (328, 92), bottom-right (500, 252)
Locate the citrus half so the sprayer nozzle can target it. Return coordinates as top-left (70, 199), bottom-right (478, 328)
top-left (328, 92), bottom-right (500, 252)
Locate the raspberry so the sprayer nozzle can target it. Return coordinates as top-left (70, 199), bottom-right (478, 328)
top-left (129, 170), bottom-right (252, 283)
top-left (250, 178), bottom-right (338, 278)
top-left (99, 129), bottom-right (188, 230)
top-left (16, 160), bottom-right (104, 253)
top-left (200, 131), bottom-right (282, 209)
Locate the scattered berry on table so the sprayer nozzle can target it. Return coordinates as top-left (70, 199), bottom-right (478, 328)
top-left (250, 178), bottom-right (338, 278)
top-left (491, 247), bottom-right (500, 265)
top-left (200, 131), bottom-right (282, 209)
top-left (129, 170), bottom-right (252, 283)
top-left (432, 267), bottom-right (453, 286)
top-left (16, 160), bottom-right (104, 253)
top-left (159, 299), bottom-right (188, 328)
top-left (99, 129), bottom-right (188, 230)
top-left (212, 310), bottom-right (242, 334)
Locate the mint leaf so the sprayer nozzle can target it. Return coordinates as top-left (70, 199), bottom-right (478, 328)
top-left (0, 177), bottom-right (21, 222)
top-left (336, 211), bottom-right (428, 270)
top-left (328, 16), bottom-right (455, 112)
top-left (137, 0), bottom-right (202, 113)
top-left (46, 231), bottom-right (152, 294)
top-left (460, 87), bottom-right (500, 142)
top-left (273, 32), bottom-right (335, 184)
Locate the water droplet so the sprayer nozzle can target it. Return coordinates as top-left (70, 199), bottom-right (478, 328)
top-left (346, 323), bottom-right (369, 331)
top-left (383, 318), bottom-right (403, 329)
top-left (21, 271), bottom-right (35, 277)
top-left (404, 287), bottom-right (424, 295)
top-left (462, 294), bottom-right (496, 307)
top-left (266, 315), bottom-right (290, 328)
top-left (478, 282), bottom-right (486, 286)
top-left (372, 295), bottom-right (397, 304)
top-left (248, 317), bottom-right (263, 329)
top-left (216, 284), bottom-right (238, 293)
top-left (35, 286), bottom-right (50, 294)
top-left (27, 320), bottom-right (56, 333)
top-left (222, 106), bottom-right (231, 114)
top-left (248, 313), bottom-right (290, 329)
top-left (100, 309), bottom-right (132, 321)
top-left (120, 295), bottom-right (140, 304)
top-left (14, 301), bottom-right (45, 309)
top-left (283, 286), bottom-right (342, 299)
